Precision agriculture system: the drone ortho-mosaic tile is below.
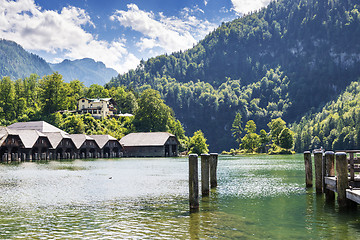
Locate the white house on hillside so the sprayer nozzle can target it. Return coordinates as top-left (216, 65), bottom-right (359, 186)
top-left (77, 98), bottom-right (117, 119)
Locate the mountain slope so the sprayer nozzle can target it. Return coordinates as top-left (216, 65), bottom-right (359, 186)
top-left (0, 39), bottom-right (53, 79)
top-left (292, 80), bottom-right (360, 152)
top-left (50, 58), bottom-right (118, 87)
top-left (108, 0), bottom-right (360, 151)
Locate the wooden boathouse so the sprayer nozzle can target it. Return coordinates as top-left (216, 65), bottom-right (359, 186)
top-left (69, 134), bottom-right (100, 159)
top-left (90, 135), bottom-right (123, 158)
top-left (44, 132), bottom-right (77, 159)
top-left (120, 132), bottom-right (179, 157)
top-left (0, 127), bottom-right (52, 161)
top-left (1, 121), bottom-right (180, 161)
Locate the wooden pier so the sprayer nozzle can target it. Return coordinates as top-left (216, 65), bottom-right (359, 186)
top-left (305, 150), bottom-right (360, 207)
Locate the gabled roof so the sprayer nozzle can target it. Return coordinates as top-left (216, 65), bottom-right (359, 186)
top-left (89, 135), bottom-right (118, 148)
top-left (43, 132), bottom-right (72, 149)
top-left (2, 128), bottom-right (46, 148)
top-left (0, 127), bottom-right (23, 147)
top-left (69, 134), bottom-right (99, 149)
top-left (7, 121), bottom-right (67, 134)
top-left (119, 132), bottom-right (177, 147)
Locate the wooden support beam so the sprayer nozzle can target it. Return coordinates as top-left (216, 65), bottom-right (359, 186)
top-left (210, 153), bottom-right (218, 188)
top-left (201, 154), bottom-right (210, 197)
top-left (314, 151), bottom-right (323, 194)
top-left (336, 152), bottom-right (348, 208)
top-left (189, 154), bottom-right (199, 212)
top-left (304, 151), bottom-right (313, 188)
top-left (324, 151), bottom-right (335, 201)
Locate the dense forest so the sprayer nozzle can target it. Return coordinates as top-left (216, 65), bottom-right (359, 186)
top-left (0, 73), bottom-right (188, 151)
top-left (107, 0), bottom-right (360, 151)
top-left (292, 80), bottom-right (360, 152)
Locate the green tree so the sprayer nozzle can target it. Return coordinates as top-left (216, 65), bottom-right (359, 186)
top-left (279, 128), bottom-right (294, 149)
top-left (189, 130), bottom-right (209, 155)
top-left (259, 129), bottom-right (269, 153)
top-left (134, 89), bottom-right (172, 132)
top-left (0, 76), bottom-right (16, 120)
top-left (245, 120), bottom-right (256, 134)
top-left (231, 112), bottom-right (243, 143)
top-left (39, 72), bottom-right (68, 114)
top-left (241, 133), bottom-right (260, 152)
top-left (268, 118), bottom-right (286, 145)
top-left (241, 120), bottom-right (260, 152)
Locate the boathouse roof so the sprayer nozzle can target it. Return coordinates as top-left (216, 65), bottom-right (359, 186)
top-left (89, 135), bottom-right (118, 148)
top-left (1, 128), bottom-right (47, 148)
top-left (0, 127), bottom-right (24, 147)
top-left (119, 132), bottom-right (177, 147)
top-left (69, 134), bottom-right (99, 149)
top-left (44, 132), bottom-right (73, 149)
top-left (8, 121), bottom-right (68, 135)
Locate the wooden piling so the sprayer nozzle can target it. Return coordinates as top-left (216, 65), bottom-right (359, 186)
top-left (304, 151), bottom-right (313, 188)
top-left (314, 151), bottom-right (323, 194)
top-left (210, 153), bottom-right (218, 188)
top-left (324, 151), bottom-right (335, 201)
top-left (336, 152), bottom-right (348, 208)
top-left (189, 154), bottom-right (199, 212)
top-left (201, 154), bottom-right (210, 196)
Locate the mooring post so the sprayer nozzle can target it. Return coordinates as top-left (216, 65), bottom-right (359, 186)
top-left (304, 151), bottom-right (313, 188)
top-left (201, 154), bottom-right (210, 196)
top-left (314, 151), bottom-right (323, 194)
top-left (210, 153), bottom-right (218, 188)
top-left (189, 154), bottom-right (199, 212)
top-left (324, 151), bottom-right (335, 201)
top-left (336, 152), bottom-right (348, 208)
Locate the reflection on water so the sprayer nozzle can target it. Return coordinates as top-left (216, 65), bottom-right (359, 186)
top-left (0, 155), bottom-right (359, 239)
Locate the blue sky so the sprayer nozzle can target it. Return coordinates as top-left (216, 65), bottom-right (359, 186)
top-left (0, 0), bottom-right (272, 73)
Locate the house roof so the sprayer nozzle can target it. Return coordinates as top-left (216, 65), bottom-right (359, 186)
top-left (119, 132), bottom-right (177, 147)
top-left (89, 135), bottom-right (118, 148)
top-left (43, 132), bottom-right (72, 149)
top-left (7, 121), bottom-right (68, 134)
top-left (0, 127), bottom-right (19, 147)
top-left (69, 134), bottom-right (99, 149)
top-left (0, 127), bottom-right (46, 148)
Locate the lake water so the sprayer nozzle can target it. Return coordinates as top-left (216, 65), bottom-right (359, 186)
top-left (0, 154), bottom-right (359, 239)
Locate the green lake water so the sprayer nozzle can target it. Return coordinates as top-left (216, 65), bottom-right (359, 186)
top-left (0, 154), bottom-right (359, 239)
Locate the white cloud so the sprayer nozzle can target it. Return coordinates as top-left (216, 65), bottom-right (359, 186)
top-left (111, 4), bottom-right (216, 54)
top-left (231, 0), bottom-right (272, 14)
top-left (0, 0), bottom-right (139, 73)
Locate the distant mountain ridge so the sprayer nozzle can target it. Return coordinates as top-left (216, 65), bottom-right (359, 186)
top-left (0, 39), bottom-right (53, 79)
top-left (50, 58), bottom-right (118, 87)
top-left (0, 39), bottom-right (118, 86)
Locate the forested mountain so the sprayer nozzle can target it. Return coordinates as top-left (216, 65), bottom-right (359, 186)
top-left (0, 39), bottom-right (52, 79)
top-left (50, 58), bottom-right (118, 87)
top-left (108, 0), bottom-right (360, 151)
top-left (292, 80), bottom-right (360, 152)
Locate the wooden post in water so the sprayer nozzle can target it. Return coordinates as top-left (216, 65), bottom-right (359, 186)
top-left (201, 154), bottom-right (210, 196)
top-left (189, 154), bottom-right (199, 212)
top-left (210, 153), bottom-right (218, 188)
top-left (314, 151), bottom-right (323, 194)
top-left (336, 152), bottom-right (348, 208)
top-left (304, 151), bottom-right (313, 188)
top-left (324, 151), bottom-right (335, 201)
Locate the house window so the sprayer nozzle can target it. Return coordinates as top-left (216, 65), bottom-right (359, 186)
top-left (82, 99), bottom-right (85, 103)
